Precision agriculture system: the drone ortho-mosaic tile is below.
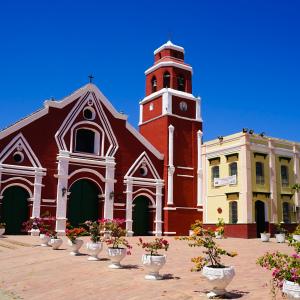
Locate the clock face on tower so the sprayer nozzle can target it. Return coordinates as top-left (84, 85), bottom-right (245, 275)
top-left (179, 101), bottom-right (188, 112)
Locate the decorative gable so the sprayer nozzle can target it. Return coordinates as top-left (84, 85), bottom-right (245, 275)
top-left (125, 151), bottom-right (161, 180)
top-left (0, 133), bottom-right (42, 168)
top-left (55, 90), bottom-right (119, 157)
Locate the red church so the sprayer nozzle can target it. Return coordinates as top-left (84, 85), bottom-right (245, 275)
top-left (0, 41), bottom-right (203, 236)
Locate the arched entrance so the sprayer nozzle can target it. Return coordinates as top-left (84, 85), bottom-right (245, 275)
top-left (67, 179), bottom-right (100, 227)
top-left (255, 200), bottom-right (266, 237)
top-left (1, 186), bottom-right (30, 234)
top-left (132, 196), bottom-right (151, 236)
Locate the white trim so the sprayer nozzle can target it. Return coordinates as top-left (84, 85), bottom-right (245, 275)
top-left (163, 231), bottom-right (177, 235)
top-left (133, 193), bottom-right (155, 207)
top-left (42, 199), bottom-right (56, 203)
top-left (68, 168), bottom-right (105, 183)
top-left (0, 183), bottom-right (33, 198)
top-left (140, 113), bottom-right (202, 126)
top-left (0, 177), bottom-right (34, 186)
top-left (177, 174), bottom-right (194, 178)
top-left (163, 207), bottom-right (176, 210)
top-left (114, 203), bottom-right (125, 207)
top-left (132, 188), bottom-right (156, 196)
top-left (205, 145), bottom-right (242, 159)
top-left (145, 61), bottom-right (192, 75)
top-left (177, 166), bottom-right (194, 170)
top-left (154, 40), bottom-right (185, 55)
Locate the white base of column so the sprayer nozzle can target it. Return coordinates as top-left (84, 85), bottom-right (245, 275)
top-left (55, 218), bottom-right (67, 235)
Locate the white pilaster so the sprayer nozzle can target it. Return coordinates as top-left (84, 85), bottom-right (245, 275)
top-left (162, 90), bottom-right (172, 115)
top-left (196, 96), bottom-right (202, 121)
top-left (55, 151), bottom-right (70, 235)
top-left (240, 134), bottom-right (252, 223)
top-left (155, 183), bottom-right (163, 236)
top-left (32, 171), bottom-right (43, 219)
top-left (139, 104), bottom-right (143, 124)
top-left (104, 157), bottom-right (116, 220)
top-left (293, 145), bottom-right (300, 208)
top-left (269, 139), bottom-right (278, 223)
top-left (197, 130), bottom-right (203, 206)
top-left (125, 181), bottom-right (133, 236)
top-left (167, 125), bottom-right (175, 205)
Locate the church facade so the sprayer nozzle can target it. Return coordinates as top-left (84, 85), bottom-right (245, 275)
top-left (0, 41), bottom-right (203, 236)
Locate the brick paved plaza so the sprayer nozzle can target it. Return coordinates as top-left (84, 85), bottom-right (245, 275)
top-left (0, 236), bottom-right (293, 300)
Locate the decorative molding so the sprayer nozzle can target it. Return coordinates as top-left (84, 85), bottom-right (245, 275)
top-left (145, 61), bottom-right (193, 75)
top-left (177, 174), bottom-right (194, 178)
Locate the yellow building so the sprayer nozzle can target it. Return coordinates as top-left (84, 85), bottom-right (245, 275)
top-left (202, 131), bottom-right (300, 238)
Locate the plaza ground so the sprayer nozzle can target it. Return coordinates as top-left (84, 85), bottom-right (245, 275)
top-left (0, 235), bottom-right (293, 300)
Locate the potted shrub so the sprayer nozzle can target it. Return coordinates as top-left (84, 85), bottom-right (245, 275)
top-left (100, 219), bottom-right (132, 269)
top-left (138, 237), bottom-right (169, 280)
top-left (99, 218), bottom-right (112, 241)
top-left (257, 251), bottom-right (300, 299)
top-left (177, 220), bottom-right (237, 299)
top-left (49, 230), bottom-right (63, 250)
top-left (260, 231), bottom-right (271, 242)
top-left (275, 223), bottom-right (287, 243)
top-left (215, 218), bottom-right (225, 239)
top-left (292, 224), bottom-right (300, 242)
top-left (0, 223), bottom-right (6, 236)
top-left (66, 226), bottom-right (86, 255)
top-left (84, 220), bottom-right (103, 261)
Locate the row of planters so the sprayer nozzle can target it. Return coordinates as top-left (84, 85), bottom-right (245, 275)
top-left (23, 218), bottom-right (169, 279)
top-left (260, 223), bottom-right (300, 244)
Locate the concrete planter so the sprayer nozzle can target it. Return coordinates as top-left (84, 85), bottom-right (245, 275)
top-left (292, 235), bottom-right (300, 242)
top-left (39, 234), bottom-right (50, 247)
top-left (275, 233), bottom-right (285, 243)
top-left (0, 228), bottom-right (5, 237)
top-left (260, 233), bottom-right (271, 242)
top-left (49, 238), bottom-right (63, 250)
top-left (86, 242), bottom-right (103, 261)
top-left (283, 280), bottom-right (300, 300)
top-left (107, 247), bottom-right (126, 269)
top-left (142, 254), bottom-right (166, 280)
top-left (68, 239), bottom-right (84, 255)
top-left (30, 229), bottom-right (40, 236)
top-left (202, 266), bottom-right (235, 298)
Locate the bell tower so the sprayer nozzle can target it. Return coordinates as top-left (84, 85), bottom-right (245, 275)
top-left (139, 41), bottom-right (203, 235)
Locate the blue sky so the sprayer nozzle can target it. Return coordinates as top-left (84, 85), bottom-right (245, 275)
top-left (0, 0), bottom-right (299, 142)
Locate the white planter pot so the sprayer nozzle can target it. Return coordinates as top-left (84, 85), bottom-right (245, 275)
top-left (39, 234), bottom-right (50, 247)
top-left (49, 238), bottom-right (63, 250)
top-left (0, 228), bottom-right (5, 236)
top-left (275, 233), bottom-right (285, 243)
top-left (202, 266), bottom-right (235, 298)
top-left (215, 232), bottom-right (223, 239)
top-left (68, 239), bottom-right (84, 255)
top-left (283, 280), bottom-right (300, 300)
top-left (30, 229), bottom-right (40, 236)
top-left (107, 247), bottom-right (127, 269)
top-left (86, 242), bottom-right (103, 261)
top-left (260, 233), bottom-right (271, 242)
top-left (293, 235), bottom-right (300, 242)
top-left (142, 254), bottom-right (166, 280)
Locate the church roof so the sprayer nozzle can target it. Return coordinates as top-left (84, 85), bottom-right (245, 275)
top-left (154, 40), bottom-right (185, 55)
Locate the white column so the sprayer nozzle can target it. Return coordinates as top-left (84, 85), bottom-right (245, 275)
top-left (240, 134), bottom-right (252, 223)
top-left (139, 104), bottom-right (143, 125)
top-left (293, 145), bottom-right (300, 209)
top-left (196, 96), bottom-right (202, 121)
top-left (162, 89), bottom-right (172, 115)
top-left (269, 139), bottom-right (278, 223)
top-left (32, 171), bottom-right (43, 219)
top-left (55, 151), bottom-right (70, 235)
top-left (125, 181), bottom-right (133, 236)
top-left (197, 130), bottom-right (203, 206)
top-left (104, 157), bottom-right (115, 220)
top-left (167, 125), bottom-right (175, 205)
top-left (155, 182), bottom-right (163, 236)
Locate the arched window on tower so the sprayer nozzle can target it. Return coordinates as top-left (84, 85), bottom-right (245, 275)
top-left (229, 201), bottom-right (238, 224)
top-left (75, 128), bottom-right (97, 154)
top-left (151, 76), bottom-right (157, 93)
top-left (177, 75), bottom-right (185, 91)
top-left (163, 72), bottom-right (170, 88)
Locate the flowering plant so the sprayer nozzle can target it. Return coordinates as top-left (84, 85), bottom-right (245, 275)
top-left (275, 223), bottom-right (287, 234)
top-left (22, 217), bottom-right (55, 235)
top-left (215, 218), bottom-right (225, 235)
top-left (99, 219), bottom-right (132, 254)
top-left (49, 230), bottom-right (59, 239)
top-left (138, 238), bottom-right (169, 256)
top-left (293, 224), bottom-right (300, 235)
top-left (257, 251), bottom-right (300, 297)
top-left (66, 227), bottom-right (86, 244)
top-left (84, 220), bottom-right (101, 243)
top-left (0, 222), bottom-right (6, 228)
top-left (177, 220), bottom-right (237, 271)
